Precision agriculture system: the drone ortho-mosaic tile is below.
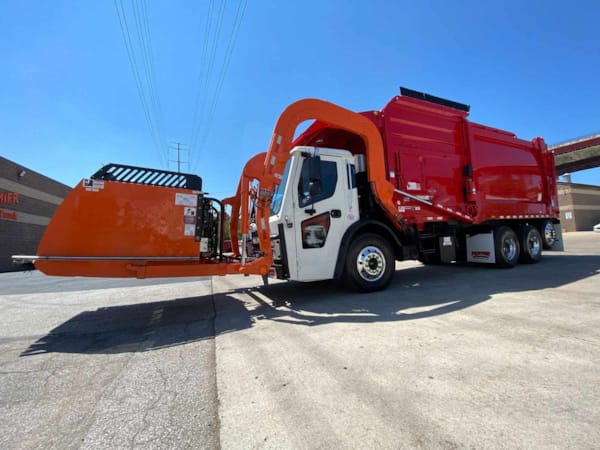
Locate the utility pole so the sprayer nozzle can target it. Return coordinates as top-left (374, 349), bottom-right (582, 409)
top-left (168, 142), bottom-right (190, 173)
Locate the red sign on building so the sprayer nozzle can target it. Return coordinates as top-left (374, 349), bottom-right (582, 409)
top-left (0, 192), bottom-right (19, 204)
top-left (0, 208), bottom-right (18, 220)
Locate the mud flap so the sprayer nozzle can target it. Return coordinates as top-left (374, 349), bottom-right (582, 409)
top-left (551, 223), bottom-right (565, 252)
top-left (466, 233), bottom-right (495, 264)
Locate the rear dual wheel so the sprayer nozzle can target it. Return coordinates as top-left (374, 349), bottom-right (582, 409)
top-left (494, 226), bottom-right (520, 268)
top-left (494, 225), bottom-right (543, 267)
top-left (519, 225), bottom-right (542, 264)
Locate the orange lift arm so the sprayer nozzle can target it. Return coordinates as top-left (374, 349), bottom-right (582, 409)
top-left (221, 151), bottom-right (266, 258)
top-left (248, 98), bottom-right (397, 263)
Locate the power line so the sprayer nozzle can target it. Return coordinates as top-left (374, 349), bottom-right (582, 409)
top-left (192, 0), bottom-right (248, 171)
top-left (135, 0), bottom-right (169, 164)
top-left (113, 1), bottom-right (248, 172)
top-left (114, 0), bottom-right (167, 168)
top-left (189, 0), bottom-right (216, 154)
top-left (189, 0), bottom-right (227, 155)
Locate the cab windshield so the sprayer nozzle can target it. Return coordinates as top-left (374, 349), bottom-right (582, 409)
top-left (270, 159), bottom-right (291, 216)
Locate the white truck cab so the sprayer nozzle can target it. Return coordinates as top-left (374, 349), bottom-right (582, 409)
top-left (269, 146), bottom-right (360, 282)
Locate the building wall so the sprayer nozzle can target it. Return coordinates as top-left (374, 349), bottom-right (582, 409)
top-left (557, 182), bottom-right (600, 232)
top-left (0, 157), bottom-right (71, 272)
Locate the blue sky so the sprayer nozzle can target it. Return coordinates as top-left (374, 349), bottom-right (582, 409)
top-left (1, 0), bottom-right (599, 195)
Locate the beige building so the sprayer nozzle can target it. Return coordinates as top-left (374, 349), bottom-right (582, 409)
top-left (0, 157), bottom-right (71, 271)
top-left (557, 181), bottom-right (600, 232)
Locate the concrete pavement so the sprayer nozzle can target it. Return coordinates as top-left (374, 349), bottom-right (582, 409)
top-left (213, 232), bottom-right (600, 449)
top-left (0, 232), bottom-right (599, 449)
top-left (0, 277), bottom-right (219, 449)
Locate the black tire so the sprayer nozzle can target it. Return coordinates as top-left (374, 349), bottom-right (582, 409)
top-left (494, 226), bottom-right (520, 268)
top-left (541, 220), bottom-right (556, 250)
top-left (519, 225), bottom-right (543, 264)
top-left (343, 233), bottom-right (395, 293)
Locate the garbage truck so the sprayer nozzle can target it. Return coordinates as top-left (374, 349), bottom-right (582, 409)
top-left (20, 87), bottom-right (562, 292)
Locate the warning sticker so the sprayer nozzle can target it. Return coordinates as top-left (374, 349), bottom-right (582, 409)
top-left (175, 193), bottom-right (197, 207)
top-left (183, 207), bottom-right (197, 231)
top-left (184, 223), bottom-right (195, 236)
top-left (83, 179), bottom-right (105, 192)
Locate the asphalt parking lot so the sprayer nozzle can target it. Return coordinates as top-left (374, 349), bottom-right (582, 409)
top-left (1, 232), bottom-right (599, 449)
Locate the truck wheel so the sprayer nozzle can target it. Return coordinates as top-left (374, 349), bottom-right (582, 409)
top-left (519, 225), bottom-right (542, 263)
top-left (494, 226), bottom-right (520, 268)
top-left (344, 233), bottom-right (394, 293)
top-left (541, 220), bottom-right (556, 249)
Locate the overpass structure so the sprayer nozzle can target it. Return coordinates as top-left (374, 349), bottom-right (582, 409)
top-left (550, 134), bottom-right (600, 175)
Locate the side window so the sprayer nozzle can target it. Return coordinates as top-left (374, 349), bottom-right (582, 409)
top-left (298, 160), bottom-right (337, 207)
top-left (347, 163), bottom-right (356, 189)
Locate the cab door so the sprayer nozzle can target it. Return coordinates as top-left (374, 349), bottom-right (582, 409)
top-left (292, 152), bottom-right (358, 281)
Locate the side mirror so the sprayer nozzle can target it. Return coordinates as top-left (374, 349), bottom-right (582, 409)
top-left (307, 155), bottom-right (321, 183)
top-left (299, 154), bottom-right (323, 206)
top-left (307, 155), bottom-right (322, 196)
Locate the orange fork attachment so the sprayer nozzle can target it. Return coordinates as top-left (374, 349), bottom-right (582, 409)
top-left (35, 99), bottom-right (396, 279)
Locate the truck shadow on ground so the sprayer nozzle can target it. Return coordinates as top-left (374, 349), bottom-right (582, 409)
top-left (20, 295), bottom-right (217, 356)
top-left (223, 253), bottom-right (600, 329)
top-left (21, 253), bottom-right (599, 356)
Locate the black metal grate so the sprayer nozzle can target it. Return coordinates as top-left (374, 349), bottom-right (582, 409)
top-left (400, 87), bottom-right (470, 113)
top-left (91, 163), bottom-right (203, 190)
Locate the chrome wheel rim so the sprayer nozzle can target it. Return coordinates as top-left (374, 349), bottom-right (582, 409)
top-left (544, 223), bottom-right (556, 246)
top-left (356, 246), bottom-right (386, 282)
top-left (502, 236), bottom-right (518, 261)
top-left (528, 233), bottom-right (541, 257)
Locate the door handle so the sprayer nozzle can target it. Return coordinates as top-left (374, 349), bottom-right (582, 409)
top-left (304, 208), bottom-right (316, 215)
top-left (331, 209), bottom-right (342, 218)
